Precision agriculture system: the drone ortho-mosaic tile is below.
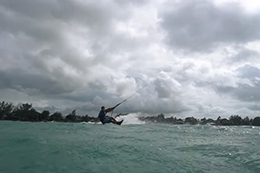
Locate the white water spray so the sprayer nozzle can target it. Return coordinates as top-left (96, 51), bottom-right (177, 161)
top-left (116, 113), bottom-right (145, 125)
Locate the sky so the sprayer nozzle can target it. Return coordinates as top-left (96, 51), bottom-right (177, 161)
top-left (1, 0), bottom-right (260, 119)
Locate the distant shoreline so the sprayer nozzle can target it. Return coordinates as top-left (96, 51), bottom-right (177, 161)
top-left (1, 101), bottom-right (260, 126)
top-left (139, 114), bottom-right (260, 126)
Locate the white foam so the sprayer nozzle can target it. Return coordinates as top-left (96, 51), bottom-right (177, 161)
top-left (116, 113), bottom-right (145, 125)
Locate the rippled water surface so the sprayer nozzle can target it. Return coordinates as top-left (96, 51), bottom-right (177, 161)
top-left (1, 121), bottom-right (260, 173)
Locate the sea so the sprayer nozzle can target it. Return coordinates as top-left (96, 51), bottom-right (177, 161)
top-left (1, 115), bottom-right (260, 173)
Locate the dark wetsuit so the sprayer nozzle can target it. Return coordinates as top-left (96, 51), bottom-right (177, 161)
top-left (98, 109), bottom-right (111, 124)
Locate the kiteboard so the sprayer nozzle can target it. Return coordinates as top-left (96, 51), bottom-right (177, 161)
top-left (117, 120), bottom-right (124, 125)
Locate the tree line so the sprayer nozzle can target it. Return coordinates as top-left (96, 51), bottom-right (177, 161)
top-left (1, 101), bottom-right (260, 126)
top-left (0, 101), bottom-right (98, 123)
top-left (139, 113), bottom-right (260, 126)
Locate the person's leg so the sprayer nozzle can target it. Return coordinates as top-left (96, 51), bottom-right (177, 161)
top-left (102, 117), bottom-right (111, 124)
top-left (106, 116), bottom-right (122, 125)
top-left (104, 116), bottom-right (123, 125)
top-left (110, 117), bottom-right (118, 124)
top-left (110, 117), bottom-right (124, 125)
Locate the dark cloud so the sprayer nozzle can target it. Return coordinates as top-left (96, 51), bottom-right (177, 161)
top-left (231, 49), bottom-right (259, 63)
top-left (248, 104), bottom-right (260, 111)
top-left (0, 68), bottom-right (76, 95)
top-left (1, 0), bottom-right (260, 118)
top-left (214, 64), bottom-right (260, 102)
top-left (160, 0), bottom-right (260, 52)
top-left (216, 83), bottom-right (260, 102)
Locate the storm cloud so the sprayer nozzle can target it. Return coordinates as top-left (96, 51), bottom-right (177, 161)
top-left (160, 0), bottom-right (260, 52)
top-left (0, 0), bottom-right (260, 118)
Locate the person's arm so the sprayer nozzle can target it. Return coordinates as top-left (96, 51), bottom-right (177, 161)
top-left (105, 106), bottom-right (116, 113)
top-left (105, 102), bottom-right (122, 113)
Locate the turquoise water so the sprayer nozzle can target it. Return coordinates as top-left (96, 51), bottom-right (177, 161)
top-left (1, 121), bottom-right (260, 173)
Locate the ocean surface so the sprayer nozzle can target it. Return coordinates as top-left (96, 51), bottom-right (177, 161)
top-left (1, 118), bottom-right (260, 173)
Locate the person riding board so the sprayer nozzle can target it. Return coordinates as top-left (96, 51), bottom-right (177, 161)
top-left (98, 105), bottom-right (123, 125)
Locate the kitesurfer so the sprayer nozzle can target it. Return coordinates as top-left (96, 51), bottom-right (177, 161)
top-left (98, 106), bottom-right (123, 125)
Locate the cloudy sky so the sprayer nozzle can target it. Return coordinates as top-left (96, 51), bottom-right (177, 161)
top-left (1, 0), bottom-right (260, 118)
